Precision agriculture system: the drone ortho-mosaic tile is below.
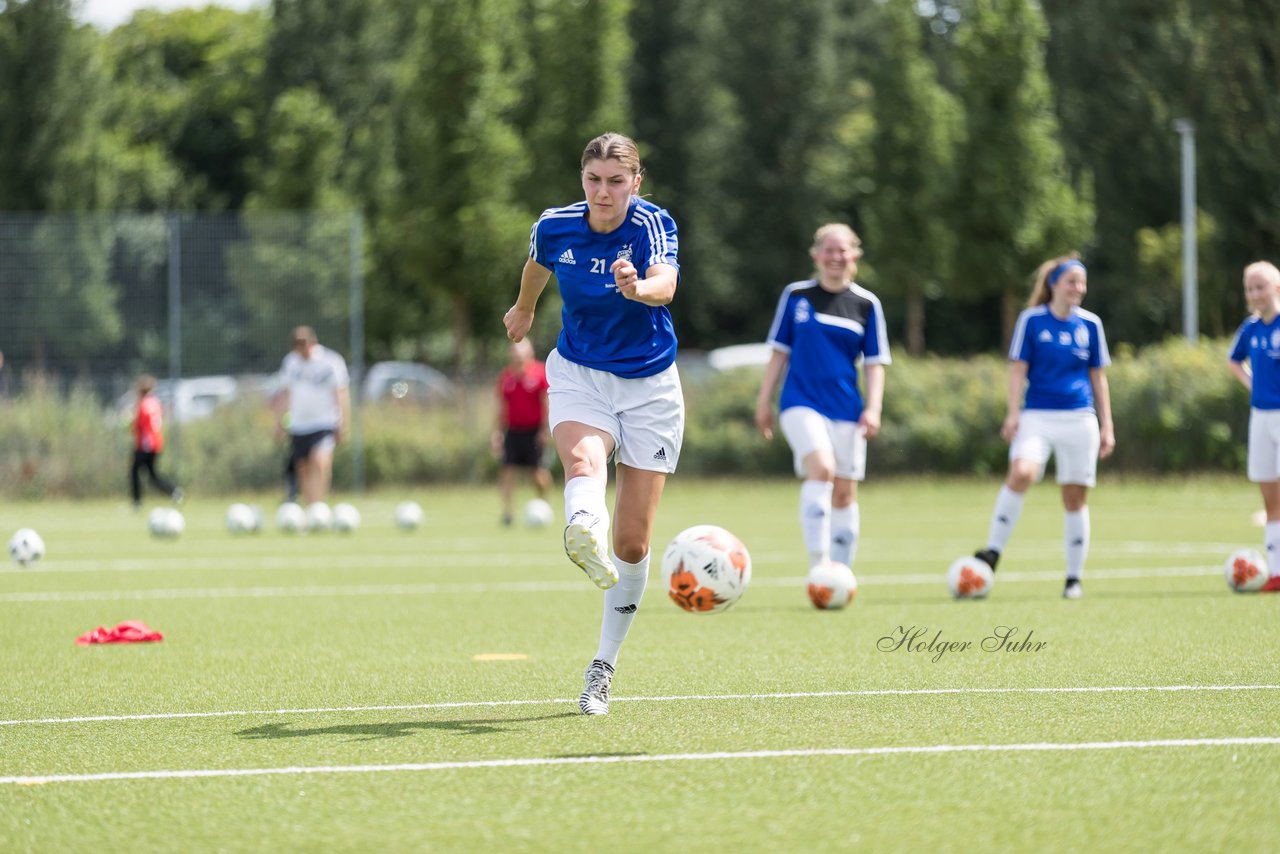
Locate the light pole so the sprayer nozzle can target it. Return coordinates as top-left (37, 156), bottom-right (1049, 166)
top-left (1173, 119), bottom-right (1197, 342)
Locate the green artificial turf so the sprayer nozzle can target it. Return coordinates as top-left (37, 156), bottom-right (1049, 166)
top-left (1, 477), bottom-right (1277, 851)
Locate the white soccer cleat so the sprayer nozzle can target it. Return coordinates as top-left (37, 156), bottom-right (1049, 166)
top-left (564, 520), bottom-right (619, 590)
top-left (1063, 579), bottom-right (1083, 600)
top-left (578, 659), bottom-right (614, 716)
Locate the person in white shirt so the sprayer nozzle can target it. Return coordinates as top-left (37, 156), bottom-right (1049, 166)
top-left (272, 326), bottom-right (350, 505)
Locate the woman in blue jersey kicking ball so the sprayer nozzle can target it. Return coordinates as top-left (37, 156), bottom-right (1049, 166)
top-left (973, 252), bottom-right (1115, 599)
top-left (503, 132), bottom-right (683, 715)
top-left (754, 223), bottom-right (892, 575)
top-left (1228, 260), bottom-right (1280, 592)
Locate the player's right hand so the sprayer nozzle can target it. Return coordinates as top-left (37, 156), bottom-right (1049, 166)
top-left (504, 305), bottom-right (533, 342)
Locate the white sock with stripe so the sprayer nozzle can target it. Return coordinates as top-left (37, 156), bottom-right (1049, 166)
top-left (830, 502), bottom-right (859, 567)
top-left (595, 552), bottom-right (649, 667)
top-left (1065, 508), bottom-right (1089, 582)
top-left (800, 479), bottom-right (833, 566)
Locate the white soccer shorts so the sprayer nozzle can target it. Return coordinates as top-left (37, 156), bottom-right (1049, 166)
top-left (1247, 408), bottom-right (1280, 482)
top-left (1008, 409), bottom-right (1101, 486)
top-left (779, 406), bottom-right (867, 481)
top-left (546, 349), bottom-right (684, 473)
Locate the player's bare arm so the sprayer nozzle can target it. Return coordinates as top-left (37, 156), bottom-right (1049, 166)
top-left (505, 259), bottom-right (552, 342)
top-left (860, 363), bottom-right (885, 439)
top-left (754, 348), bottom-right (790, 440)
top-left (613, 259), bottom-right (676, 306)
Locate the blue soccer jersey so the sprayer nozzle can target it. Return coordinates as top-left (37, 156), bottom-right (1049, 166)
top-left (766, 280), bottom-right (892, 422)
top-left (1229, 314), bottom-right (1280, 410)
top-left (1009, 306), bottom-right (1111, 411)
top-left (529, 197), bottom-right (680, 379)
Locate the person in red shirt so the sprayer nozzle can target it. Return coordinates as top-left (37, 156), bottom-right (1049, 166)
top-left (131, 374), bottom-right (182, 508)
top-left (492, 340), bottom-right (552, 525)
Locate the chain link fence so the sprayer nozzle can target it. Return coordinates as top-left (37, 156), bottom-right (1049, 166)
top-left (0, 211), bottom-right (366, 490)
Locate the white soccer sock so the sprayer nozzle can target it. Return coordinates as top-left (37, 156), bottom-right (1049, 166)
top-left (595, 551), bottom-right (649, 667)
top-left (830, 502), bottom-right (859, 567)
top-left (1064, 508), bottom-right (1089, 581)
top-left (986, 485), bottom-right (1026, 552)
top-left (800, 479), bottom-right (833, 566)
top-left (564, 476), bottom-right (609, 541)
top-left (1265, 522), bottom-right (1280, 578)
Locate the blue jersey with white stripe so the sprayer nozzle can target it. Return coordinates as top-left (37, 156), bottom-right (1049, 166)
top-left (1009, 306), bottom-right (1110, 411)
top-left (766, 280), bottom-right (892, 422)
top-left (529, 197), bottom-right (680, 378)
top-left (1229, 314), bottom-right (1280, 410)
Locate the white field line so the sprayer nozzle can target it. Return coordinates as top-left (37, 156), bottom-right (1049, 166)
top-left (0, 564), bottom-right (1224, 603)
top-left (0, 541), bottom-right (1244, 575)
top-left (4, 737), bottom-right (1279, 785)
top-left (3, 683), bottom-right (1277, 728)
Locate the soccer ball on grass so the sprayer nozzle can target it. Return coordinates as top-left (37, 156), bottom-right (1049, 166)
top-left (661, 524), bottom-right (752, 613)
top-left (226, 503), bottom-right (260, 534)
top-left (1224, 548), bottom-right (1267, 593)
top-left (148, 507), bottom-right (184, 539)
top-left (947, 556), bottom-right (995, 600)
top-left (333, 502), bottom-right (361, 533)
top-left (806, 560), bottom-right (857, 610)
top-left (276, 502), bottom-right (307, 534)
top-left (523, 498), bottom-right (554, 529)
top-left (395, 500), bottom-right (424, 531)
top-left (8, 528), bottom-right (45, 566)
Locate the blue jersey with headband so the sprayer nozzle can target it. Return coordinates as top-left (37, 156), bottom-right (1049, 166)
top-left (1009, 305), bottom-right (1110, 411)
top-left (766, 280), bottom-right (892, 422)
top-left (1229, 314), bottom-right (1280, 410)
top-left (530, 197), bottom-right (680, 378)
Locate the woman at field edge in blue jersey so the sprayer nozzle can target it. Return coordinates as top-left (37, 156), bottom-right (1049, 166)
top-left (503, 132), bottom-right (683, 716)
top-left (973, 253), bottom-right (1115, 599)
top-left (1228, 260), bottom-right (1280, 592)
top-left (754, 223), bottom-right (891, 575)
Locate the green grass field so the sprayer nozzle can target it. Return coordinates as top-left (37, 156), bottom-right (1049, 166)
top-left (2, 476), bottom-right (1278, 852)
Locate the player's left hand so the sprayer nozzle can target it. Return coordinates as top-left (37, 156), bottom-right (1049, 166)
top-left (612, 258), bottom-right (640, 299)
top-left (1099, 426), bottom-right (1116, 459)
top-left (859, 408), bottom-right (881, 440)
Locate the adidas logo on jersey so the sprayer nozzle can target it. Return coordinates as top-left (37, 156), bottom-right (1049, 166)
top-left (652, 447), bottom-right (667, 462)
top-left (558, 248), bottom-right (576, 265)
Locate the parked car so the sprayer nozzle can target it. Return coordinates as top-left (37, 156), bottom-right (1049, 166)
top-left (108, 375), bottom-right (241, 427)
top-left (707, 343), bottom-right (773, 372)
top-left (362, 361), bottom-right (454, 404)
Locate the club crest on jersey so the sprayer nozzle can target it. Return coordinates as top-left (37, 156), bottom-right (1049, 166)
top-left (1058, 331), bottom-right (1072, 346)
top-left (1074, 326), bottom-right (1090, 348)
top-left (1271, 329), bottom-right (1280, 350)
top-left (794, 299), bottom-right (812, 324)
top-left (616, 244), bottom-right (633, 263)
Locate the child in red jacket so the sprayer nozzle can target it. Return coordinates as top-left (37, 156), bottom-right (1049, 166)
top-left (131, 375), bottom-right (183, 508)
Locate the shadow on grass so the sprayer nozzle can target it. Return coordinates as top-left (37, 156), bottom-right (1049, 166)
top-left (235, 711), bottom-right (579, 742)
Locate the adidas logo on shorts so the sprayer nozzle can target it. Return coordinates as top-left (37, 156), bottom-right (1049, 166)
top-left (652, 447), bottom-right (667, 462)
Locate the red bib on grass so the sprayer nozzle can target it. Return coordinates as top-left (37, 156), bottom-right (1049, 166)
top-left (76, 620), bottom-right (164, 646)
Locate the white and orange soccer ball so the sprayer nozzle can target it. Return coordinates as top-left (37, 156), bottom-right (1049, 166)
top-left (661, 524), bottom-right (752, 614)
top-left (1224, 548), bottom-right (1267, 593)
top-left (947, 556), bottom-right (994, 600)
top-left (806, 559), bottom-right (857, 610)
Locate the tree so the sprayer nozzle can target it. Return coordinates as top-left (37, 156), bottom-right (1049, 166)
top-left (384, 0), bottom-right (532, 371)
top-left (0, 1), bottom-right (125, 373)
top-left (950, 0), bottom-right (1093, 345)
top-left (863, 0), bottom-right (961, 355)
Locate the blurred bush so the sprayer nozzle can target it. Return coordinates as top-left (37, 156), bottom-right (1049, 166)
top-left (0, 338), bottom-right (1251, 498)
